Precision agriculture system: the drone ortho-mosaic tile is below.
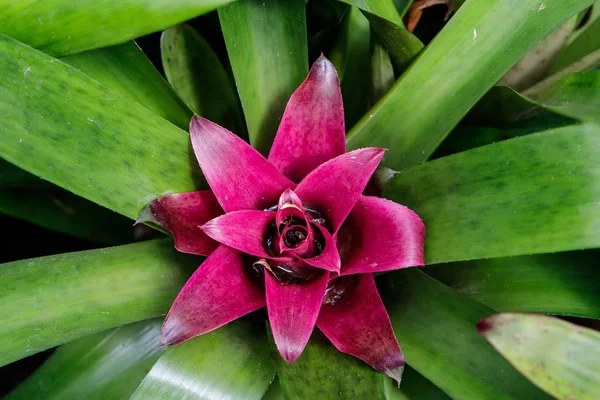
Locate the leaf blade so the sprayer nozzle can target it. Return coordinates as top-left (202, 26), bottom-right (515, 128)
top-left (478, 313), bottom-right (600, 400)
top-left (0, 0), bottom-right (236, 57)
top-left (384, 124), bottom-right (600, 264)
top-left (347, 0), bottom-right (596, 169)
top-left (426, 252), bottom-right (600, 319)
top-left (0, 34), bottom-right (201, 219)
top-left (160, 25), bottom-right (245, 136)
top-left (379, 269), bottom-right (551, 400)
top-left (6, 319), bottom-right (164, 400)
top-left (62, 41), bottom-right (192, 130)
top-left (131, 321), bottom-right (275, 400)
top-left (0, 239), bottom-right (195, 367)
top-left (219, 0), bottom-right (308, 154)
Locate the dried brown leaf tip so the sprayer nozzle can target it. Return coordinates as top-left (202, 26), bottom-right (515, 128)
top-left (404, 0), bottom-right (455, 33)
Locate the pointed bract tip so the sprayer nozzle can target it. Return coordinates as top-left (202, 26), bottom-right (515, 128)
top-left (385, 364), bottom-right (405, 387)
top-left (189, 115), bottom-right (204, 131)
top-left (280, 346), bottom-right (303, 364)
top-left (476, 316), bottom-right (496, 334)
top-left (310, 54), bottom-right (338, 82)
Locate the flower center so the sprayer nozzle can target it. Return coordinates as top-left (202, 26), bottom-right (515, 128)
top-left (283, 225), bottom-right (307, 247)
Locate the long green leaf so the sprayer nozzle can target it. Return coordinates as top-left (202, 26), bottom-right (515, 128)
top-left (0, 239), bottom-right (196, 367)
top-left (0, 189), bottom-right (136, 244)
top-left (338, 0), bottom-right (423, 73)
top-left (273, 326), bottom-right (450, 399)
top-left (463, 86), bottom-right (578, 133)
top-left (549, 3), bottom-right (600, 73)
top-left (6, 319), bottom-right (164, 400)
top-left (346, 0), bottom-right (595, 170)
top-left (328, 7), bottom-right (371, 128)
top-left (426, 251), bottom-right (600, 319)
top-left (62, 41), bottom-right (192, 130)
top-left (160, 25), bottom-right (245, 136)
top-left (0, 34), bottom-right (201, 219)
top-left (384, 124), bottom-right (600, 264)
top-left (219, 0), bottom-right (308, 154)
top-left (339, 0), bottom-right (404, 23)
top-left (131, 321), bottom-right (275, 400)
top-left (379, 269), bottom-right (551, 400)
top-left (478, 313), bottom-right (600, 400)
top-left (370, 41), bottom-right (395, 104)
top-left (273, 329), bottom-right (385, 399)
top-left (528, 71), bottom-right (600, 124)
top-left (262, 378), bottom-right (283, 400)
top-left (0, 0), bottom-right (235, 57)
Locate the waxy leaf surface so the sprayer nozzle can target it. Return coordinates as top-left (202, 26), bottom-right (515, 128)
top-left (426, 251), bottom-right (600, 319)
top-left (347, 0), bottom-right (595, 169)
top-left (161, 25), bottom-right (245, 136)
top-left (0, 0), bottom-right (235, 57)
top-left (6, 319), bottom-right (164, 400)
top-left (62, 41), bottom-right (192, 130)
top-left (0, 34), bottom-right (201, 219)
top-left (0, 239), bottom-right (195, 366)
top-left (385, 124), bottom-right (600, 264)
top-left (379, 269), bottom-right (551, 400)
top-left (219, 0), bottom-right (308, 154)
top-left (131, 321), bottom-right (275, 400)
top-left (478, 313), bottom-right (600, 400)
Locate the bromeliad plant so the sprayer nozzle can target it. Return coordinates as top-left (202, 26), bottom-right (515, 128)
top-left (139, 57), bottom-right (424, 381)
top-left (1, 0), bottom-right (600, 399)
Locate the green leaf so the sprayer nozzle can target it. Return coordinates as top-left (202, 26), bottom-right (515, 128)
top-left (328, 7), bottom-right (372, 128)
top-left (394, 0), bottom-right (413, 17)
top-left (498, 17), bottom-right (577, 91)
top-left (262, 377), bottom-right (283, 400)
top-left (478, 313), bottom-right (600, 400)
top-left (219, 0), bottom-right (308, 154)
top-left (528, 71), bottom-right (600, 124)
top-left (525, 48), bottom-right (600, 96)
top-left (384, 124), bottom-right (600, 264)
top-left (425, 251), bottom-right (600, 319)
top-left (370, 41), bottom-right (395, 104)
top-left (6, 319), bottom-right (164, 400)
top-left (346, 0), bottom-right (595, 170)
top-left (549, 3), bottom-right (600, 74)
top-left (0, 188), bottom-right (137, 244)
top-left (463, 86), bottom-right (578, 134)
top-left (131, 321), bottom-right (275, 400)
top-left (379, 269), bottom-right (551, 400)
top-left (62, 41), bottom-right (192, 130)
top-left (339, 0), bottom-right (404, 23)
top-left (338, 0), bottom-right (423, 73)
top-left (273, 329), bottom-right (385, 399)
top-left (0, 34), bottom-right (202, 220)
top-left (160, 25), bottom-right (245, 136)
top-left (0, 239), bottom-right (195, 367)
top-left (0, 0), bottom-right (236, 57)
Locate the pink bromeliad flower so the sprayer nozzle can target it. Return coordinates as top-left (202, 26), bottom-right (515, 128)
top-left (138, 55), bottom-right (425, 382)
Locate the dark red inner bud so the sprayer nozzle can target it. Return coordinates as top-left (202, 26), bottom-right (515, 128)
top-left (283, 225), bottom-right (308, 248)
top-left (256, 202), bottom-right (332, 285)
